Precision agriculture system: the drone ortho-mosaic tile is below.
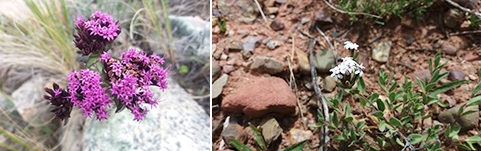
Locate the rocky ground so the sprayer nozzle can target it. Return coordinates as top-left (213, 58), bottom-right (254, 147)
top-left (212, 0), bottom-right (481, 150)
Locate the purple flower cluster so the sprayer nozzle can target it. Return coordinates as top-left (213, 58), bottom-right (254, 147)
top-left (74, 11), bottom-right (120, 55)
top-left (67, 69), bottom-right (111, 120)
top-left (44, 83), bottom-right (72, 121)
top-left (101, 48), bottom-right (168, 121)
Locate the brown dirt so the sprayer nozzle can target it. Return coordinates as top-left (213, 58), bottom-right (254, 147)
top-left (212, 0), bottom-right (481, 150)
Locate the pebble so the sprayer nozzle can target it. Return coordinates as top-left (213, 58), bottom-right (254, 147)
top-left (288, 129), bottom-right (313, 145)
top-left (213, 60), bottom-right (221, 80)
top-left (469, 74), bottom-right (478, 80)
top-left (217, 0), bottom-right (259, 23)
top-left (227, 40), bottom-right (243, 52)
top-left (270, 20), bottom-right (284, 31)
top-left (372, 41), bottom-right (392, 63)
top-left (212, 74), bottom-right (229, 98)
top-left (223, 65), bottom-right (235, 74)
top-left (313, 49), bottom-right (336, 73)
top-left (250, 56), bottom-right (284, 74)
top-left (441, 36), bottom-right (465, 56)
top-left (322, 76), bottom-right (337, 92)
top-left (260, 117), bottom-right (283, 145)
top-left (438, 103), bottom-right (479, 131)
top-left (220, 54), bottom-right (228, 60)
top-left (275, 0), bottom-right (288, 3)
top-left (296, 50), bottom-right (310, 73)
top-left (443, 8), bottom-right (465, 29)
top-left (266, 40), bottom-right (280, 50)
top-left (448, 70), bottom-right (465, 81)
top-left (266, 7), bottom-right (279, 15)
top-left (300, 17), bottom-right (310, 24)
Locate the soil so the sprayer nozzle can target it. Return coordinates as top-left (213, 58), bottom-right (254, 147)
top-left (212, 0), bottom-right (481, 150)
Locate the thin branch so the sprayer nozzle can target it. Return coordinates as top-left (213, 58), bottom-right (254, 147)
top-left (253, 0), bottom-right (267, 22)
top-left (288, 37), bottom-right (306, 129)
top-left (308, 39), bottom-right (330, 151)
top-left (315, 27), bottom-right (335, 51)
top-left (450, 30), bottom-right (481, 36)
top-left (322, 0), bottom-right (382, 19)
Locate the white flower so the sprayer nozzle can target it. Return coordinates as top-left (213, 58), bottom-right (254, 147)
top-left (344, 41), bottom-right (359, 50)
top-left (329, 57), bottom-right (364, 81)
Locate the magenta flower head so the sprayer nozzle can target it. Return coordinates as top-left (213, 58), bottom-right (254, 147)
top-left (74, 11), bottom-right (121, 55)
top-left (102, 48), bottom-right (168, 121)
top-left (44, 83), bottom-right (73, 121)
top-left (67, 69), bottom-right (111, 120)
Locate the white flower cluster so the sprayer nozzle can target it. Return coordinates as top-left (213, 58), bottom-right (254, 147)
top-left (329, 57), bottom-right (365, 81)
top-left (344, 41), bottom-right (359, 50)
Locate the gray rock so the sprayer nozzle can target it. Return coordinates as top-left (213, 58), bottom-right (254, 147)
top-left (260, 117), bottom-right (282, 145)
top-left (213, 74), bottom-right (229, 99)
top-left (270, 20), bottom-right (284, 31)
top-left (441, 36), bottom-right (465, 56)
top-left (223, 65), bottom-right (235, 74)
top-left (322, 76), bottom-right (337, 92)
top-left (288, 128), bottom-right (313, 145)
top-left (243, 36), bottom-right (263, 58)
top-left (11, 76), bottom-right (51, 124)
top-left (266, 40), bottom-right (280, 50)
top-left (213, 60), bottom-right (221, 80)
top-left (448, 70), bottom-right (465, 81)
top-left (438, 103), bottom-right (479, 131)
top-left (221, 116), bottom-right (239, 146)
top-left (265, 7), bottom-right (279, 15)
top-left (372, 41), bottom-right (392, 63)
top-left (250, 56), bottom-right (284, 74)
top-left (217, 0), bottom-right (259, 23)
top-left (443, 8), bottom-right (465, 29)
top-left (83, 79), bottom-right (210, 151)
top-left (313, 49), bottom-right (336, 73)
top-left (227, 40), bottom-right (244, 52)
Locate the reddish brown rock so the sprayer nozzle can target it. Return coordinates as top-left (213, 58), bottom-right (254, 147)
top-left (221, 77), bottom-right (296, 117)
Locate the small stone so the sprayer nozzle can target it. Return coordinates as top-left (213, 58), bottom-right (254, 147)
top-left (288, 129), bottom-right (313, 145)
top-left (250, 56), bottom-right (284, 74)
top-left (469, 74), bottom-right (478, 80)
top-left (300, 17), bottom-right (310, 24)
top-left (220, 54), bottom-right (228, 60)
top-left (213, 9), bottom-right (222, 17)
top-left (443, 8), bottom-right (465, 29)
top-left (265, 7), bottom-right (279, 15)
top-left (221, 116), bottom-right (240, 145)
top-left (260, 117), bottom-right (283, 145)
top-left (218, 0), bottom-right (259, 23)
top-left (313, 49), bottom-right (336, 73)
top-left (243, 36), bottom-right (263, 58)
top-left (238, 30), bottom-right (249, 37)
top-left (438, 103), bottom-right (479, 131)
top-left (411, 70), bottom-right (431, 82)
top-left (448, 70), bottom-right (465, 81)
top-left (221, 77), bottom-right (297, 117)
top-left (423, 117), bottom-right (433, 129)
top-left (322, 76), bottom-right (337, 92)
top-left (264, 0), bottom-right (275, 7)
top-left (275, 0), bottom-right (288, 3)
top-left (223, 65), bottom-right (235, 74)
top-left (441, 36), bottom-right (465, 56)
top-left (227, 40), bottom-right (244, 52)
top-left (270, 20), bottom-right (284, 31)
top-left (314, 9), bottom-right (333, 28)
top-left (212, 74), bottom-right (229, 98)
top-left (372, 41), bottom-right (392, 63)
top-left (296, 50), bottom-right (310, 73)
top-left (213, 60), bottom-right (221, 80)
top-left (213, 49), bottom-right (222, 60)
top-left (266, 40), bottom-right (280, 50)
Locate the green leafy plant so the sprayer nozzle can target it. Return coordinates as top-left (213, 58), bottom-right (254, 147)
top-left (231, 123), bottom-right (307, 151)
top-left (336, 0), bottom-right (434, 23)
top-left (323, 52), bottom-right (481, 150)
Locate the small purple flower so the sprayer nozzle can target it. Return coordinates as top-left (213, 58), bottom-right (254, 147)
top-left (44, 83), bottom-right (72, 121)
top-left (74, 11), bottom-right (121, 55)
top-left (67, 69), bottom-right (111, 121)
top-left (102, 48), bottom-right (168, 121)
top-left (100, 51), bottom-right (111, 62)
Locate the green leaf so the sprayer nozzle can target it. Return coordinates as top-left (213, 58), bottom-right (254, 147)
top-left (358, 77), bottom-right (366, 93)
top-left (372, 111), bottom-right (384, 118)
top-left (283, 141), bottom-right (307, 151)
top-left (332, 134), bottom-right (345, 141)
top-left (467, 95), bottom-right (481, 106)
top-left (408, 134), bottom-right (423, 145)
top-left (471, 82), bottom-right (481, 97)
top-left (462, 110), bottom-right (477, 116)
top-left (332, 112), bottom-right (339, 128)
top-left (179, 64), bottom-right (189, 74)
top-left (388, 81), bottom-right (398, 92)
top-left (231, 139), bottom-right (254, 151)
top-left (466, 135), bottom-right (481, 144)
top-left (457, 143), bottom-right (472, 151)
top-left (389, 117), bottom-right (402, 127)
top-left (359, 97), bottom-right (368, 106)
top-left (345, 116), bottom-right (354, 123)
top-left (376, 99), bottom-right (385, 111)
top-left (249, 124), bottom-right (267, 151)
top-left (449, 124), bottom-right (461, 138)
top-left (431, 80), bottom-right (467, 96)
top-left (345, 102), bottom-right (351, 116)
top-left (86, 54), bottom-right (100, 68)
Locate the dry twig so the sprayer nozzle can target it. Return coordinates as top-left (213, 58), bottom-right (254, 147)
top-left (308, 39), bottom-right (330, 151)
top-left (253, 0), bottom-right (267, 22)
top-left (445, 0), bottom-right (481, 19)
top-left (450, 30), bottom-right (481, 36)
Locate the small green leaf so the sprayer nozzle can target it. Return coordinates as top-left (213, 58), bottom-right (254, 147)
top-left (345, 102), bottom-right (351, 116)
top-left (431, 80), bottom-right (467, 96)
top-left (467, 95), bottom-right (481, 106)
top-left (389, 117), bottom-right (402, 127)
top-left (376, 99), bottom-right (385, 111)
top-left (332, 134), bottom-right (345, 141)
top-left (332, 112), bottom-right (339, 128)
top-left (345, 116), bottom-right (354, 123)
top-left (359, 97), bottom-right (368, 106)
top-left (358, 77), bottom-right (366, 93)
top-left (179, 65), bottom-right (189, 74)
top-left (231, 139), bottom-right (254, 151)
top-left (449, 124), bottom-right (461, 138)
top-left (471, 82), bottom-right (481, 97)
top-left (408, 134), bottom-right (423, 145)
top-left (372, 111), bottom-right (384, 117)
top-left (283, 141), bottom-right (307, 151)
top-left (86, 54), bottom-right (100, 68)
top-left (462, 110), bottom-right (477, 116)
top-left (466, 135), bottom-right (481, 144)
top-left (249, 124), bottom-right (267, 151)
